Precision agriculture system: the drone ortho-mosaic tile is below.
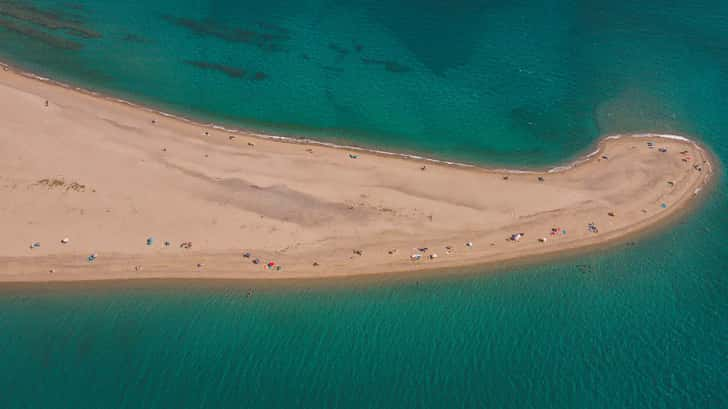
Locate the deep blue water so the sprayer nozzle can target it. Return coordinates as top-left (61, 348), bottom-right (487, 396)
top-left (0, 0), bottom-right (726, 407)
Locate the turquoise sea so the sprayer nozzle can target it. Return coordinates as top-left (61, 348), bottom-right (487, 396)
top-left (0, 0), bottom-right (726, 407)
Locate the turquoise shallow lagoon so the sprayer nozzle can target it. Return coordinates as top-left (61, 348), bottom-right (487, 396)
top-left (0, 0), bottom-right (726, 407)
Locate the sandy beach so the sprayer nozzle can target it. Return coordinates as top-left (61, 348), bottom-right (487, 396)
top-left (0, 65), bottom-right (715, 282)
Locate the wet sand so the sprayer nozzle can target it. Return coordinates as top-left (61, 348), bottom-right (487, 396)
top-left (0, 66), bottom-right (715, 282)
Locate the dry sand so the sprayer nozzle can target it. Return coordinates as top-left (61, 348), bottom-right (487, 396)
top-left (0, 66), bottom-right (715, 282)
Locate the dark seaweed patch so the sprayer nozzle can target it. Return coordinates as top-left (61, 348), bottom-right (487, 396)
top-left (328, 42), bottom-right (349, 56)
top-left (260, 42), bottom-right (286, 53)
top-left (162, 15), bottom-right (254, 42)
top-left (0, 16), bottom-right (82, 49)
top-left (0, 0), bottom-right (100, 39)
top-left (185, 60), bottom-right (267, 82)
top-left (576, 264), bottom-right (593, 274)
top-left (162, 15), bottom-right (289, 53)
top-left (260, 32), bottom-right (289, 42)
top-left (361, 58), bottom-right (411, 73)
top-left (185, 60), bottom-right (245, 79)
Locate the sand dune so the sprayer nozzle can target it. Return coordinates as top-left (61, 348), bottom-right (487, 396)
top-left (0, 66), bottom-right (715, 282)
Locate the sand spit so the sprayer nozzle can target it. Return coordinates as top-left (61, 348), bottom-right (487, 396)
top-left (0, 66), bottom-right (715, 282)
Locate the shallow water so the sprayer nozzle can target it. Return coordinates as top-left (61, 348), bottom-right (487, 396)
top-left (0, 0), bottom-right (726, 407)
top-left (3, 0), bottom-right (726, 166)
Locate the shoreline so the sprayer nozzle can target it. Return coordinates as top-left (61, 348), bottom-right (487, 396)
top-left (0, 197), bottom-right (713, 290)
top-left (0, 62), bottom-right (717, 283)
top-left (0, 59), bottom-right (673, 175)
top-left (0, 60), bottom-right (486, 170)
